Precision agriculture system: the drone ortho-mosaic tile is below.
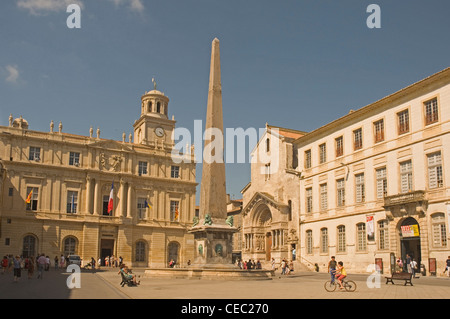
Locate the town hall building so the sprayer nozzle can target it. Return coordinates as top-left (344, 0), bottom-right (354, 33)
top-left (0, 86), bottom-right (197, 268)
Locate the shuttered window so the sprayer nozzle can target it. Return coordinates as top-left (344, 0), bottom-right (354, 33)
top-left (306, 188), bottom-right (313, 213)
top-left (337, 179), bottom-right (345, 207)
top-left (431, 213), bottom-right (447, 248)
top-left (320, 183), bottom-right (328, 211)
top-left (355, 173), bottom-right (365, 203)
top-left (400, 161), bottom-right (413, 193)
top-left (376, 167), bottom-right (387, 199)
top-left (428, 152), bottom-right (443, 189)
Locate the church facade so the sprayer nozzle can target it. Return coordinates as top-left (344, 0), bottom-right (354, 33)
top-left (243, 68), bottom-right (450, 275)
top-left (0, 87), bottom-right (197, 268)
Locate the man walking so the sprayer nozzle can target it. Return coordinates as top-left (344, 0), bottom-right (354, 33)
top-left (37, 254), bottom-right (46, 279)
top-left (328, 256), bottom-right (337, 283)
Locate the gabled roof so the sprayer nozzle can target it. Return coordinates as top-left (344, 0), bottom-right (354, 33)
top-left (242, 191), bottom-right (288, 216)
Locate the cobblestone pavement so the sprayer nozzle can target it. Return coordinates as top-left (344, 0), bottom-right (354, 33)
top-left (96, 267), bottom-right (450, 300)
top-left (1, 267), bottom-right (449, 300)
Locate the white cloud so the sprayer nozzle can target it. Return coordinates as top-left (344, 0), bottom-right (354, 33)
top-left (5, 65), bottom-right (20, 84)
top-left (17, 0), bottom-right (84, 15)
top-left (107, 0), bottom-right (145, 13)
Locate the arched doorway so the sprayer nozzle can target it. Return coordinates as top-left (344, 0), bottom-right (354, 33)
top-left (253, 204), bottom-right (272, 261)
top-left (399, 217), bottom-right (421, 269)
top-left (168, 242), bottom-right (180, 267)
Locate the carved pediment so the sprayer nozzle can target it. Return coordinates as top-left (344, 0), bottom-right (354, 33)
top-left (242, 192), bottom-right (288, 217)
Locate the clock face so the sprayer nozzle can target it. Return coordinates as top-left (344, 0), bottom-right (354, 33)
top-left (155, 127), bottom-right (165, 137)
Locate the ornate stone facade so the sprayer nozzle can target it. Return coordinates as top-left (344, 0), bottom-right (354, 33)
top-left (0, 88), bottom-right (197, 268)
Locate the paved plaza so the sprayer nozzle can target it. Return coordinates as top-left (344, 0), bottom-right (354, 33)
top-left (1, 267), bottom-right (449, 300)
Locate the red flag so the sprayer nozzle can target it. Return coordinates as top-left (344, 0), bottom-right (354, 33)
top-left (107, 182), bottom-right (114, 215)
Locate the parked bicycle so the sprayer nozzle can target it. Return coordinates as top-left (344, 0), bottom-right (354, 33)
top-left (324, 278), bottom-right (357, 292)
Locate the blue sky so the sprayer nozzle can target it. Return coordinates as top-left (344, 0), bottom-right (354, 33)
top-left (1, 0), bottom-right (449, 202)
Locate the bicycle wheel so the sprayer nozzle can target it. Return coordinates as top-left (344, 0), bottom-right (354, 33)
top-left (324, 280), bottom-right (337, 292)
top-left (344, 280), bottom-right (357, 292)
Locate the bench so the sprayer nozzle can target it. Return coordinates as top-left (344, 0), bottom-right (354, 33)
top-left (119, 270), bottom-right (137, 287)
top-left (385, 272), bottom-right (413, 286)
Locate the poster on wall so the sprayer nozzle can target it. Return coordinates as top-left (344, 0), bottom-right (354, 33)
top-left (401, 225), bottom-right (420, 238)
top-left (366, 215), bottom-right (375, 241)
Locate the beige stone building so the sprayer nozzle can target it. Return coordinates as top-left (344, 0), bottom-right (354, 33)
top-left (243, 68), bottom-right (450, 275)
top-left (241, 125), bottom-right (306, 266)
top-left (0, 87), bottom-right (197, 268)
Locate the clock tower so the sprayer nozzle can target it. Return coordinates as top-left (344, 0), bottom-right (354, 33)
top-left (133, 84), bottom-right (176, 147)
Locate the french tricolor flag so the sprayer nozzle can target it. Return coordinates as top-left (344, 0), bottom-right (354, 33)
top-left (107, 182), bottom-right (114, 215)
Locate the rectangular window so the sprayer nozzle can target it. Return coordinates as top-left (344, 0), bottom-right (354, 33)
top-left (319, 143), bottom-right (326, 164)
top-left (400, 160), bottom-right (413, 193)
top-left (170, 200), bottom-right (180, 221)
top-left (373, 119), bottom-right (384, 143)
top-left (320, 228), bottom-right (328, 254)
top-left (353, 128), bottom-right (363, 150)
top-left (102, 195), bottom-right (110, 216)
top-left (320, 183), bottom-right (328, 211)
top-left (355, 173), bottom-right (365, 203)
top-left (376, 167), bottom-right (387, 199)
top-left (432, 214), bottom-right (447, 248)
top-left (357, 223), bottom-right (367, 251)
top-left (335, 136), bottom-right (343, 158)
top-left (29, 147), bottom-right (41, 161)
top-left (264, 164), bottom-right (271, 181)
top-left (378, 220), bottom-right (389, 250)
top-left (304, 150), bottom-right (312, 169)
top-left (428, 152), bottom-right (443, 189)
top-left (137, 198), bottom-right (147, 219)
top-left (171, 166), bottom-right (180, 178)
top-left (306, 188), bottom-right (313, 213)
top-left (67, 191), bottom-right (78, 214)
top-left (306, 230), bottom-right (313, 255)
top-left (336, 179), bottom-right (345, 207)
top-left (337, 225), bottom-right (346, 252)
top-left (397, 109), bottom-right (410, 135)
top-left (424, 98), bottom-right (439, 125)
top-left (69, 152), bottom-right (80, 166)
top-left (138, 161), bottom-right (148, 176)
top-left (8, 188), bottom-right (13, 196)
top-left (26, 187), bottom-right (39, 211)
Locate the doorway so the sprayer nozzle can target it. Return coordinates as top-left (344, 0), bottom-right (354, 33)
top-left (399, 217), bottom-right (421, 269)
top-left (168, 242), bottom-right (180, 267)
top-left (100, 239), bottom-right (115, 266)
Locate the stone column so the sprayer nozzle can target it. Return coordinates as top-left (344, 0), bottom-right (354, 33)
top-left (93, 179), bottom-right (100, 215)
top-left (86, 175), bottom-right (93, 214)
top-left (127, 184), bottom-right (133, 218)
top-left (120, 179), bottom-right (126, 217)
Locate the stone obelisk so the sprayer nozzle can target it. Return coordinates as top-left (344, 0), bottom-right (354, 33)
top-left (190, 38), bottom-right (237, 268)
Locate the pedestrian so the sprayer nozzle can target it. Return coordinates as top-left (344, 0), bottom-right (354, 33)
top-left (54, 256), bottom-right (59, 270)
top-left (445, 256), bottom-right (450, 278)
top-left (13, 255), bottom-right (22, 282)
top-left (60, 255), bottom-right (65, 269)
top-left (396, 257), bottom-right (403, 272)
top-left (98, 257), bottom-right (102, 268)
top-left (406, 254), bottom-right (412, 274)
top-left (289, 260), bottom-right (294, 274)
top-left (281, 259), bottom-right (287, 275)
top-left (271, 258), bottom-right (276, 271)
top-left (411, 259), bottom-right (418, 278)
top-left (1, 256), bottom-right (8, 274)
top-left (37, 254), bottom-right (46, 279)
top-left (45, 256), bottom-right (50, 271)
top-left (27, 256), bottom-right (35, 279)
top-left (328, 256), bottom-right (337, 283)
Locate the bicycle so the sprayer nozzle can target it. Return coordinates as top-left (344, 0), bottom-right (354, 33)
top-left (324, 278), bottom-right (357, 292)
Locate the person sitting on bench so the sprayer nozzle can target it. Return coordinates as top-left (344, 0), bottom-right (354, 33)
top-left (119, 264), bottom-right (139, 285)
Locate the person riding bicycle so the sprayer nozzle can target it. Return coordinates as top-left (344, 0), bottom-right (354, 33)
top-left (335, 261), bottom-right (347, 290)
